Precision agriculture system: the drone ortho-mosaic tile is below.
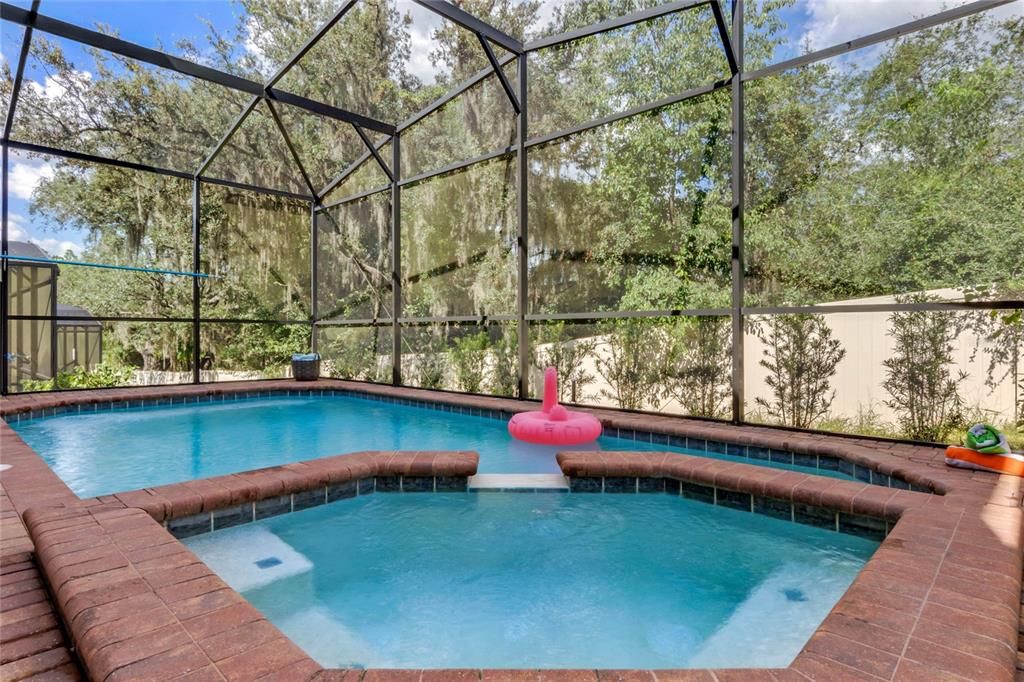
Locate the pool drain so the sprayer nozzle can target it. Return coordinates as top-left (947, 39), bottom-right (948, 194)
top-left (782, 588), bottom-right (808, 602)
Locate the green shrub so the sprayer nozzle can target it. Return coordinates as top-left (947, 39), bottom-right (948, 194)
top-left (533, 321), bottom-right (596, 403)
top-left (22, 364), bottom-right (133, 391)
top-left (595, 320), bottom-right (663, 410)
top-left (883, 305), bottom-right (966, 442)
top-left (754, 315), bottom-right (846, 428)
top-left (488, 330), bottom-right (519, 397)
top-left (451, 331), bottom-right (489, 394)
top-left (661, 317), bottom-right (731, 418)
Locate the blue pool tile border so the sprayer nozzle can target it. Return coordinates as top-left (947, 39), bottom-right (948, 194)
top-left (166, 471), bottom-right (887, 543)
top-left (568, 476), bottom-right (890, 541)
top-left (166, 474), bottom-right (471, 539)
top-left (4, 386), bottom-right (926, 492)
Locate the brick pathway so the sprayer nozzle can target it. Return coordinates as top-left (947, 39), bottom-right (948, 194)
top-left (1, 486), bottom-right (82, 680)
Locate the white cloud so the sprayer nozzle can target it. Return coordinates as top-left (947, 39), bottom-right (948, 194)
top-left (244, 16), bottom-right (274, 79)
top-left (403, 2), bottom-right (446, 85)
top-left (31, 237), bottom-right (83, 257)
top-left (7, 213), bottom-right (83, 257)
top-left (802, 0), bottom-right (1023, 51)
top-left (532, 0), bottom-right (562, 32)
top-left (8, 213), bottom-right (29, 242)
top-left (8, 159), bottom-right (55, 200)
top-left (27, 70), bottom-right (92, 101)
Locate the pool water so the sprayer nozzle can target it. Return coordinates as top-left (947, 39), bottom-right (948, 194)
top-left (185, 493), bottom-right (877, 669)
top-left (13, 394), bottom-right (851, 498)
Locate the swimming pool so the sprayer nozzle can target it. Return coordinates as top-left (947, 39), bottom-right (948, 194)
top-left (11, 393), bottom-right (854, 498)
top-left (185, 492), bottom-right (877, 669)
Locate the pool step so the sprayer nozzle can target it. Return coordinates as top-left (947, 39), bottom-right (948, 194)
top-left (467, 474), bottom-right (570, 492)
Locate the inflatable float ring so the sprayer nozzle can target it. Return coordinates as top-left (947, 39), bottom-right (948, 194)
top-left (508, 367), bottom-right (602, 446)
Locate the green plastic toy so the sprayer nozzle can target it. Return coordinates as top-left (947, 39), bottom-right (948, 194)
top-left (965, 423), bottom-right (1011, 455)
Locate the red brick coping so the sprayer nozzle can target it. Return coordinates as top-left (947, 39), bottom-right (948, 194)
top-left (3, 379), bottom-right (1024, 680)
top-left (20, 449), bottom-right (478, 682)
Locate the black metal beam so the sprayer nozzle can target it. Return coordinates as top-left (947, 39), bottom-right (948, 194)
top-left (8, 313), bottom-right (317, 324)
top-left (198, 1), bottom-right (363, 178)
top-left (1, 143), bottom-right (9, 396)
top-left (315, 317), bottom-right (394, 327)
top-left (397, 53), bottom-right (516, 133)
top-left (357, 78), bottom-right (726, 199)
top-left (265, 99), bottom-right (318, 196)
top-left (196, 175), bottom-right (313, 202)
top-left (335, 79), bottom-right (726, 203)
top-left (398, 146), bottom-right (514, 188)
top-left (0, 0), bottom-right (38, 396)
top-left (198, 318), bottom-right (315, 325)
top-left (353, 125), bottom-right (393, 182)
top-left (400, 314), bottom-right (516, 324)
top-left (730, 0), bottom-right (744, 424)
top-left (317, 150), bottom-right (374, 201)
top-left (525, 0), bottom-right (710, 51)
top-left (318, 184), bottom-right (391, 212)
top-left (9, 315), bottom-right (194, 323)
top-left (411, 0), bottom-right (523, 54)
top-left (526, 79), bottom-right (729, 149)
top-left (0, 2), bottom-right (395, 135)
top-left (392, 0), bottom-right (720, 134)
top-left (390, 133), bottom-right (402, 385)
top-left (264, 88), bottom-right (393, 134)
top-left (267, 0), bottom-right (360, 89)
top-left (5, 139), bottom-right (192, 179)
top-left (524, 309), bottom-right (731, 322)
top-left (2, 1), bottom-right (38, 140)
top-left (741, 0), bottom-right (1015, 82)
top-left (310, 200), bottom-right (319, 354)
top-left (9, 134), bottom-right (311, 203)
top-left (710, 0), bottom-right (738, 75)
top-left (477, 34), bottom-right (520, 114)
top-left (515, 54), bottom-right (529, 399)
top-left (192, 179), bottom-right (201, 383)
top-left (196, 99), bottom-right (259, 177)
top-left (745, 301), bottom-right (1024, 315)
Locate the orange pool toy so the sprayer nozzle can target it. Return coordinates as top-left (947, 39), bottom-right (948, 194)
top-left (945, 445), bottom-right (1024, 476)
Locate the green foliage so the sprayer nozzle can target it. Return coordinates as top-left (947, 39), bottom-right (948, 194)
top-left (450, 331), bottom-right (489, 394)
top-left (816, 405), bottom-right (898, 440)
top-left (661, 317), bottom-right (731, 418)
top-left (205, 324), bottom-right (308, 376)
top-left (883, 305), bottom-right (967, 442)
top-left (413, 351), bottom-right (448, 390)
top-left (532, 322), bottom-right (596, 403)
top-left (321, 327), bottom-right (385, 381)
top-left (754, 315), bottom-right (846, 428)
top-left (968, 302), bottom-right (1024, 426)
top-left (595, 320), bottom-right (663, 410)
top-left (744, 14), bottom-right (1024, 307)
top-left (408, 329), bottom-right (449, 390)
top-left (22, 364), bottom-right (133, 391)
top-left (488, 330), bottom-right (519, 397)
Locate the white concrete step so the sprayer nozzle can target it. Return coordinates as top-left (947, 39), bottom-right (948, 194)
top-left (467, 473), bottom-right (569, 492)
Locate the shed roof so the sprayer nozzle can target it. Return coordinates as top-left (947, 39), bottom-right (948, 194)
top-left (56, 304), bottom-right (102, 328)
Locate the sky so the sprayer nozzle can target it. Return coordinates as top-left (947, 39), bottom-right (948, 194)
top-left (2, 0), bottom-right (1021, 259)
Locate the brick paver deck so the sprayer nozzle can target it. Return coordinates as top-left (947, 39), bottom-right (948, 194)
top-left (2, 378), bottom-right (1022, 681)
top-left (1, 486), bottom-right (82, 680)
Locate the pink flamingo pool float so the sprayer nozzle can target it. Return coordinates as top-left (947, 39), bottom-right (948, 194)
top-left (508, 367), bottom-right (602, 446)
